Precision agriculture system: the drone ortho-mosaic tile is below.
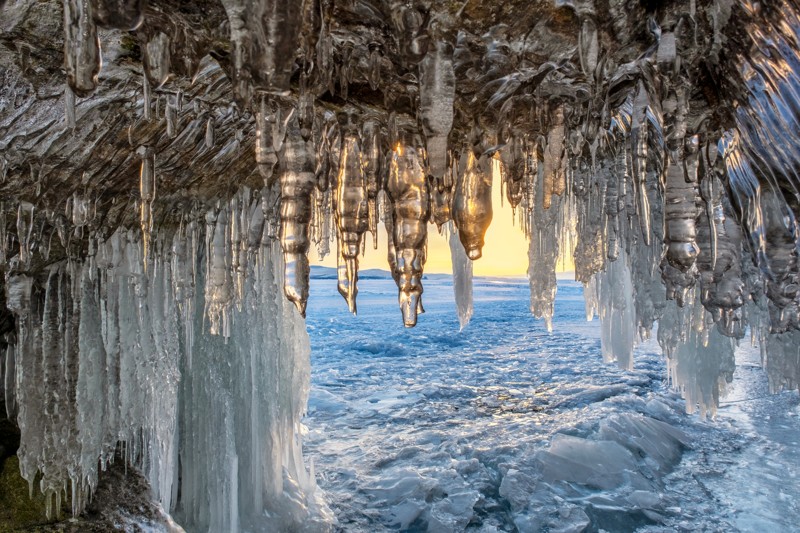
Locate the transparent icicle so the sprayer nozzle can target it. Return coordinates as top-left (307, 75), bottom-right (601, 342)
top-left (144, 32), bottom-right (171, 89)
top-left (448, 222), bottom-right (473, 330)
top-left (16, 202), bottom-right (35, 269)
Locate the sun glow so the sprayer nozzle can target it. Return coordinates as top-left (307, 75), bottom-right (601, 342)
top-left (313, 161), bottom-right (573, 277)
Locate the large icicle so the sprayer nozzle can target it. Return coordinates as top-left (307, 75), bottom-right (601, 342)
top-left (221, 0), bottom-right (303, 101)
top-left (528, 159), bottom-right (561, 331)
top-left (419, 38), bottom-right (456, 179)
top-left (448, 222), bottom-right (473, 330)
top-left (335, 133), bottom-right (368, 313)
top-left (386, 137), bottom-right (430, 327)
top-left (279, 121), bottom-right (316, 316)
top-left (63, 0), bottom-right (101, 97)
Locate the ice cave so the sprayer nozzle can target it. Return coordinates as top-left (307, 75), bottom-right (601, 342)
top-left (1, 0), bottom-right (800, 531)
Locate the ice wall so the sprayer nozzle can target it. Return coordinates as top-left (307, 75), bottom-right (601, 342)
top-left (2, 193), bottom-right (328, 530)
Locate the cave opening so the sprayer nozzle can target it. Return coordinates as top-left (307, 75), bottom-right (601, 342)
top-left (2, 0), bottom-right (800, 531)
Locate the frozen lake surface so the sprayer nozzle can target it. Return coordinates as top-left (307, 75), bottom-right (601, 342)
top-left (304, 275), bottom-right (800, 532)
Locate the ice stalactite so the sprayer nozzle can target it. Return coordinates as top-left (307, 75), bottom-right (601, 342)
top-left (255, 98), bottom-right (293, 183)
top-left (631, 80), bottom-right (652, 245)
top-left (143, 32), bottom-right (171, 89)
top-left (542, 104), bottom-right (567, 210)
top-left (335, 132), bottom-right (368, 314)
top-left (362, 119), bottom-right (383, 249)
top-left (592, 249), bottom-right (636, 370)
top-left (453, 150), bottom-right (492, 260)
top-left (697, 169), bottom-right (745, 338)
top-left (386, 137), bottom-right (429, 327)
top-left (221, 0), bottom-right (303, 101)
top-left (138, 146), bottom-right (156, 270)
top-left (448, 222), bottom-right (473, 330)
top-left (419, 36), bottom-right (456, 180)
top-left (279, 120), bottom-right (316, 317)
top-left (657, 291), bottom-right (736, 419)
top-left (528, 158), bottom-right (561, 332)
top-left (63, 0), bottom-right (101, 98)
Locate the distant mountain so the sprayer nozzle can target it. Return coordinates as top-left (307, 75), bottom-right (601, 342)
top-left (309, 266), bottom-right (394, 280)
top-left (309, 266), bottom-right (338, 279)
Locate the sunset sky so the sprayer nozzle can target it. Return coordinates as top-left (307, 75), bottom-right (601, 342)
top-left (312, 161), bottom-right (572, 277)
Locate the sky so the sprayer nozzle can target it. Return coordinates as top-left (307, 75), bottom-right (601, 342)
top-left (312, 161), bottom-right (571, 277)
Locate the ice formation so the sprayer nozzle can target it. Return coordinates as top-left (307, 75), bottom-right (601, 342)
top-left (4, 196), bottom-right (326, 530)
top-left (3, 0), bottom-right (800, 528)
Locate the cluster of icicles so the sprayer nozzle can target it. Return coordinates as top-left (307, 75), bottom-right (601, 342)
top-left (3, 202), bottom-right (324, 529)
top-left (4, 0), bottom-right (800, 401)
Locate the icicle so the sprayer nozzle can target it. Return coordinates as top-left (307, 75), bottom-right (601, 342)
top-left (165, 97), bottom-right (176, 138)
top-left (368, 42), bottom-right (382, 91)
top-left (579, 18), bottom-right (599, 77)
top-left (448, 222), bottom-right (473, 330)
top-left (279, 121), bottom-right (316, 316)
top-left (205, 207), bottom-right (232, 337)
top-left (143, 32), bottom-right (170, 89)
top-left (631, 79), bottom-right (651, 244)
top-left (65, 85), bottom-right (76, 130)
top-left (500, 136), bottom-right (525, 209)
top-left (386, 138), bottom-right (429, 327)
top-left (137, 146), bottom-right (156, 271)
top-left (205, 116), bottom-right (215, 148)
top-left (528, 158), bottom-right (561, 332)
top-left (429, 152), bottom-right (455, 229)
top-left (335, 133), bottom-right (368, 314)
top-left (142, 73), bottom-right (152, 121)
top-left (362, 119), bottom-right (382, 249)
top-left (596, 249), bottom-right (636, 369)
top-left (16, 202), bottom-right (35, 269)
top-left (605, 159), bottom-right (622, 261)
top-left (543, 104), bottom-right (567, 209)
top-left (91, 0), bottom-right (145, 30)
top-left (255, 98), bottom-right (293, 184)
top-left (63, 0), bottom-right (101, 97)
top-left (453, 150), bottom-right (492, 260)
top-left (419, 38), bottom-right (456, 179)
top-left (221, 0), bottom-right (303, 101)
top-left (297, 74), bottom-right (315, 143)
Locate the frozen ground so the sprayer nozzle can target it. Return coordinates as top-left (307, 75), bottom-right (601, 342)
top-left (303, 273), bottom-right (800, 532)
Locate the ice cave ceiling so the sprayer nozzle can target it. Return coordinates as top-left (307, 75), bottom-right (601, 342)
top-left (3, 0), bottom-right (800, 527)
